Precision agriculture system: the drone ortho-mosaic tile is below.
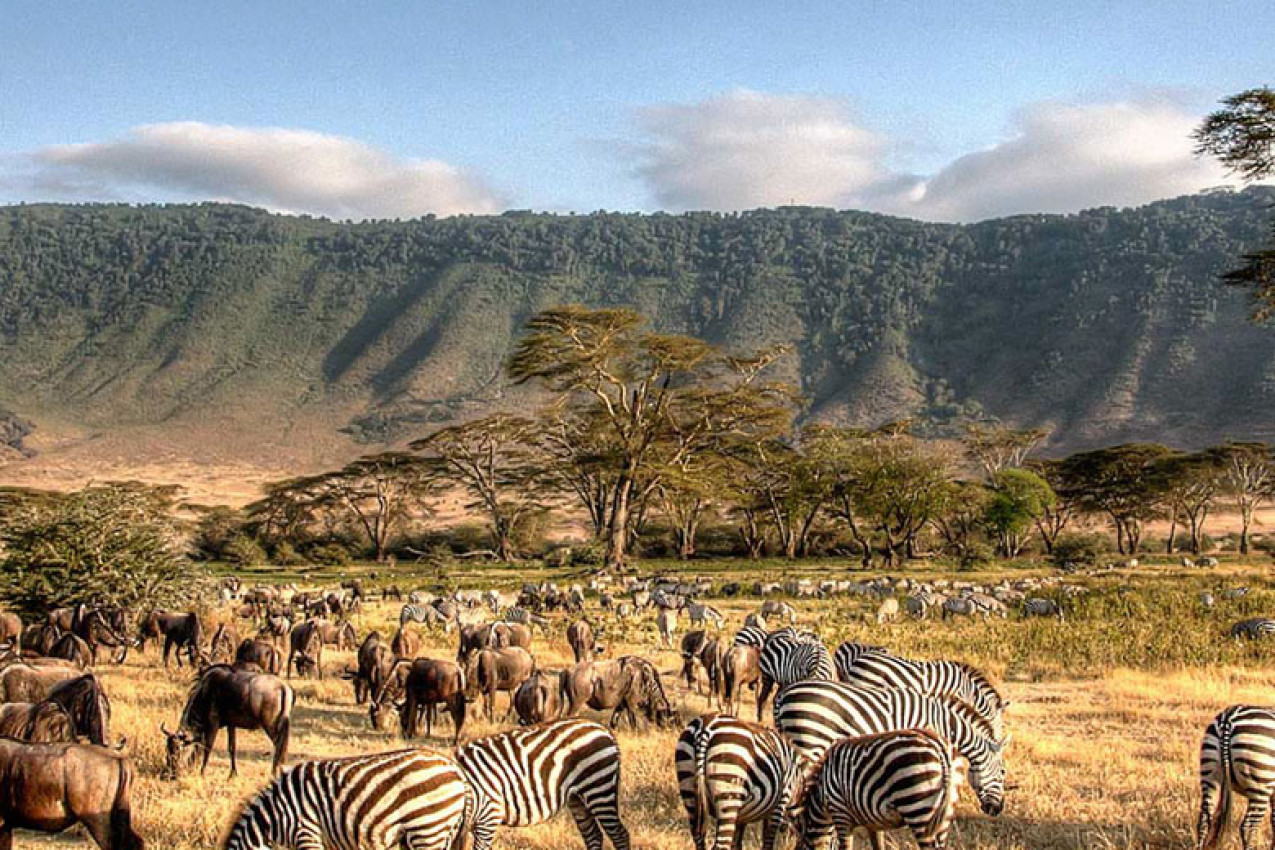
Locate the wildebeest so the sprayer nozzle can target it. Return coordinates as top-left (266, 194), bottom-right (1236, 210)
top-left (346, 632), bottom-right (393, 705)
top-left (681, 634), bottom-right (726, 708)
top-left (312, 619), bottom-right (357, 651)
top-left (47, 632), bottom-right (93, 668)
top-left (207, 623), bottom-right (239, 663)
top-left (163, 664), bottom-right (293, 777)
top-left (721, 643), bottom-right (761, 718)
top-left (561, 656), bottom-right (677, 729)
top-left (465, 645), bottom-right (535, 722)
top-left (0, 611), bottom-right (20, 647)
top-left (373, 658), bottom-right (468, 744)
top-left (138, 612), bottom-right (203, 667)
top-left (0, 738), bottom-right (145, 849)
top-left (287, 620), bottom-right (324, 678)
top-left (0, 700), bottom-right (75, 742)
top-left (566, 619), bottom-right (601, 663)
top-left (456, 622), bottom-right (532, 665)
top-left (0, 659), bottom-right (82, 703)
top-left (45, 674), bottom-right (114, 747)
top-left (20, 622), bottom-right (61, 656)
top-left (391, 626), bottom-right (420, 659)
top-left (233, 639), bottom-right (282, 675)
top-left (75, 608), bottom-right (134, 665)
top-left (513, 670), bottom-right (566, 725)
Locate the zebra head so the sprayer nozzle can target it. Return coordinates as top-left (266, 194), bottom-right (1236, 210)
top-left (967, 734), bottom-right (1008, 816)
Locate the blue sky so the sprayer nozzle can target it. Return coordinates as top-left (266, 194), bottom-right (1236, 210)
top-left (1, 1), bottom-right (1270, 219)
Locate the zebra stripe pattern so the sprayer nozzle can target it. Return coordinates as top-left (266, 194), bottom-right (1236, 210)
top-left (675, 713), bottom-right (807, 850)
top-left (734, 625), bottom-right (768, 648)
top-left (399, 604), bottom-right (444, 628)
top-left (774, 679), bottom-right (1006, 817)
top-left (793, 728), bottom-right (960, 850)
top-left (756, 633), bottom-right (834, 721)
top-left (456, 717), bottom-right (631, 850)
top-left (1230, 618), bottom-right (1275, 639)
top-left (1021, 598), bottom-right (1063, 619)
top-left (222, 749), bottom-right (472, 850)
top-left (833, 645), bottom-right (1007, 740)
top-left (1197, 705), bottom-right (1275, 850)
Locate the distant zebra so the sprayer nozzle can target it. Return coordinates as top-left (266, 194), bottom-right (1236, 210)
top-left (222, 749), bottom-right (472, 850)
top-left (734, 625), bottom-right (769, 649)
top-left (457, 718), bottom-right (631, 850)
top-left (503, 607), bottom-right (550, 631)
top-left (792, 728), bottom-right (960, 850)
top-left (774, 680), bottom-right (1006, 817)
top-left (834, 647), bottom-right (1007, 740)
top-left (400, 603), bottom-right (448, 629)
top-left (1021, 598), bottom-right (1063, 620)
top-left (676, 713), bottom-right (808, 850)
top-left (1197, 705), bottom-right (1275, 850)
top-left (757, 633), bottom-right (834, 721)
top-left (1232, 618), bottom-right (1275, 639)
top-left (686, 601), bottom-right (724, 630)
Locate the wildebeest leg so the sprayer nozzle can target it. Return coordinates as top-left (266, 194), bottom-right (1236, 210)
top-left (199, 727), bottom-right (218, 775)
top-left (79, 805), bottom-right (115, 850)
top-left (163, 637), bottom-right (173, 668)
top-left (757, 676), bottom-right (773, 723)
top-left (449, 695), bottom-right (466, 745)
top-left (425, 701), bottom-right (434, 738)
top-left (226, 726), bottom-right (238, 776)
top-left (0, 828), bottom-right (12, 850)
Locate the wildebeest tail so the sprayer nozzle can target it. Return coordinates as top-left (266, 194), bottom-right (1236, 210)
top-left (112, 756), bottom-right (145, 849)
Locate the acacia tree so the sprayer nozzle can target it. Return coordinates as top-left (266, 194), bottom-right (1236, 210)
top-left (536, 409), bottom-right (617, 540)
top-left (1216, 442), bottom-right (1274, 555)
top-left (411, 414), bottom-right (545, 561)
top-left (984, 468), bottom-right (1056, 558)
top-left (1156, 451), bottom-right (1225, 555)
top-left (1027, 459), bottom-right (1079, 555)
top-left (963, 423), bottom-right (1050, 479)
top-left (930, 480), bottom-right (993, 563)
top-left (1196, 87), bottom-right (1275, 321)
top-left (1055, 444), bottom-right (1173, 555)
top-left (508, 305), bottom-right (793, 566)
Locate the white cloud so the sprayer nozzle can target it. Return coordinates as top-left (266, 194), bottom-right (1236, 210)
top-left (11, 122), bottom-right (503, 219)
top-left (631, 92), bottom-right (1243, 221)
top-left (635, 90), bottom-right (890, 211)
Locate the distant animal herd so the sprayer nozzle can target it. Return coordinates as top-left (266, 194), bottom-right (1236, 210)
top-left (0, 568), bottom-right (1271, 849)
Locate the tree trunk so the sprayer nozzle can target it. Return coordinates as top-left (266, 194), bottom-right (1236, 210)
top-left (1240, 506), bottom-right (1252, 555)
top-left (1165, 512), bottom-right (1178, 555)
top-left (606, 474), bottom-right (635, 567)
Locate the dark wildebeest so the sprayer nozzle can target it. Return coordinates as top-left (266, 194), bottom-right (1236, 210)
top-left (561, 656), bottom-right (677, 729)
top-left (287, 620), bottom-right (324, 679)
top-left (162, 663), bottom-right (293, 777)
top-left (0, 701), bottom-right (75, 742)
top-left (391, 626), bottom-right (420, 659)
top-left (138, 612), bottom-right (202, 668)
top-left (45, 674), bottom-right (113, 747)
top-left (681, 634), bottom-right (726, 708)
top-left (0, 659), bottom-right (82, 703)
top-left (464, 645), bottom-right (535, 722)
top-left (455, 622), bottom-right (532, 666)
top-left (371, 658), bottom-right (468, 744)
top-left (720, 643), bottom-right (761, 718)
top-left (567, 620), bottom-right (603, 663)
top-left (232, 639), bottom-right (282, 675)
top-left (74, 608), bottom-right (133, 665)
top-left (0, 612), bottom-right (21, 647)
top-left (345, 632), bottom-right (393, 705)
top-left (20, 623), bottom-right (61, 656)
top-left (382, 584), bottom-right (404, 602)
top-left (48, 632), bottom-right (93, 668)
top-left (47, 605), bottom-right (84, 634)
top-left (513, 670), bottom-right (567, 725)
top-left (0, 739), bottom-right (145, 849)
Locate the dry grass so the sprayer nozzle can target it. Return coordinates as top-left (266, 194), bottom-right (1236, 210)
top-left (15, 562), bottom-right (1275, 849)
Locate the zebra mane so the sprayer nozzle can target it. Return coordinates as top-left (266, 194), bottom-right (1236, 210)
top-left (951, 661), bottom-right (1005, 708)
top-left (936, 693), bottom-right (998, 740)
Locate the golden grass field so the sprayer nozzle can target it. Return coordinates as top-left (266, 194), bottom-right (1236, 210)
top-left (14, 557), bottom-right (1275, 850)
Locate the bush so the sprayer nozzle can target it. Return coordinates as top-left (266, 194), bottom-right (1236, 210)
top-left (223, 534), bottom-right (267, 566)
top-left (305, 542), bottom-right (353, 566)
top-left (1051, 532), bottom-right (1111, 570)
top-left (271, 541), bottom-right (306, 565)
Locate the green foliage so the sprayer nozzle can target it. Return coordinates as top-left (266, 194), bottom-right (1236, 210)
top-left (1051, 532), bottom-right (1112, 570)
top-left (0, 483), bottom-right (197, 614)
top-left (985, 468), bottom-right (1056, 557)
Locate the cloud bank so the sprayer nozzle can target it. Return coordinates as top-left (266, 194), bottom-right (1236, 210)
top-left (632, 91), bottom-right (1240, 221)
top-left (10, 122), bottom-right (503, 219)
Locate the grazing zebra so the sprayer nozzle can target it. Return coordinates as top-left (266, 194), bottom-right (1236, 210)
top-left (774, 680), bottom-right (1006, 817)
top-left (834, 647), bottom-right (1007, 740)
top-left (734, 625), bottom-right (769, 649)
top-left (400, 603), bottom-right (448, 629)
top-left (1232, 618), bottom-right (1275, 639)
top-left (1021, 598), bottom-right (1063, 619)
top-left (1197, 705), bottom-right (1275, 850)
top-left (502, 607), bottom-right (549, 630)
top-left (792, 728), bottom-right (960, 850)
top-left (456, 718), bottom-right (631, 850)
top-left (222, 749), bottom-right (473, 850)
top-left (676, 713), bottom-right (808, 850)
top-left (686, 601), bottom-right (725, 630)
top-left (757, 633), bottom-right (834, 721)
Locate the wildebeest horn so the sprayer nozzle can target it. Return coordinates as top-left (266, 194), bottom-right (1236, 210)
top-left (160, 723), bottom-right (174, 737)
top-left (115, 735), bottom-right (128, 751)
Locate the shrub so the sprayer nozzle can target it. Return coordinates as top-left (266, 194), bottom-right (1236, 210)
top-left (223, 534), bottom-right (267, 566)
top-left (1052, 532), bottom-right (1111, 570)
top-left (305, 542), bottom-right (353, 566)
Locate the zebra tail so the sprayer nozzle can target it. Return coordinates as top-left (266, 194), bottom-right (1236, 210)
top-left (1199, 720), bottom-right (1233, 850)
top-left (924, 732), bottom-right (959, 844)
top-left (693, 720), bottom-right (713, 824)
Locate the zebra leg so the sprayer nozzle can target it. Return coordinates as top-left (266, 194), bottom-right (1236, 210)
top-left (579, 787), bottom-right (631, 850)
top-left (1240, 795), bottom-right (1268, 850)
top-left (568, 796), bottom-right (607, 850)
top-left (1196, 776), bottom-right (1221, 850)
top-left (711, 789), bottom-right (743, 850)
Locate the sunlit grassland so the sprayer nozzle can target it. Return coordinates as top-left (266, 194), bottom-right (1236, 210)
top-left (16, 556), bottom-right (1275, 849)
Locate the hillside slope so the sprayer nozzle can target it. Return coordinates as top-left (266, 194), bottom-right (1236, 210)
top-left (0, 191), bottom-right (1272, 498)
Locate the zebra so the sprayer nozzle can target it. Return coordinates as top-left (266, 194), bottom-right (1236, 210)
top-left (222, 749), bottom-right (473, 850)
top-left (834, 647), bottom-right (1007, 740)
top-left (757, 633), bottom-right (834, 721)
top-left (456, 717), bottom-right (631, 850)
top-left (1197, 705), bottom-right (1275, 850)
top-left (1021, 598), bottom-right (1063, 619)
top-left (1231, 618), bottom-right (1275, 639)
top-left (399, 603), bottom-right (448, 630)
top-left (734, 625), bottom-right (769, 649)
top-left (503, 606), bottom-right (550, 632)
top-left (686, 601), bottom-right (725, 630)
top-left (774, 679), bottom-right (1007, 817)
top-left (831, 642), bottom-right (884, 677)
top-left (791, 728), bottom-right (960, 850)
top-left (675, 713), bottom-right (808, 850)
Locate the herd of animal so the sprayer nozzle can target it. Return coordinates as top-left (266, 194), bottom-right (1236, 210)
top-left (0, 570), bottom-right (1271, 850)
